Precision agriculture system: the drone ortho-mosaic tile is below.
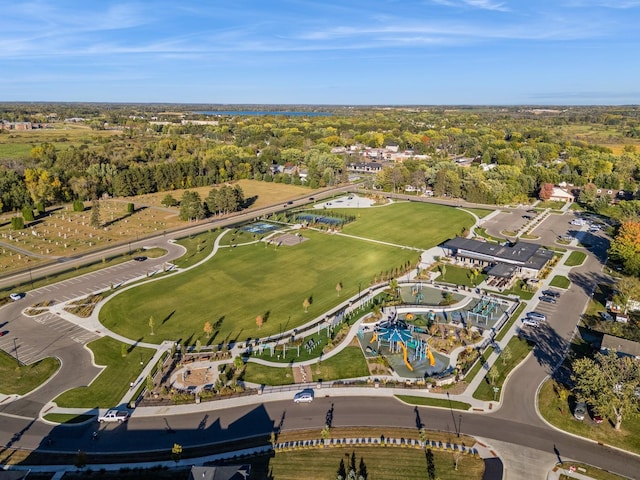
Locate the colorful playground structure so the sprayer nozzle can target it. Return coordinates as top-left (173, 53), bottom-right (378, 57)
top-left (370, 318), bottom-right (436, 372)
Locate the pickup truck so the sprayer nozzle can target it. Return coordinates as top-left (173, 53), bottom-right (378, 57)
top-left (98, 409), bottom-right (130, 423)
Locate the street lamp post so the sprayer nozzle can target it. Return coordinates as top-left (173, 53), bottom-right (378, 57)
top-left (29, 268), bottom-right (34, 290)
top-left (139, 353), bottom-right (143, 365)
top-left (458, 414), bottom-right (462, 438)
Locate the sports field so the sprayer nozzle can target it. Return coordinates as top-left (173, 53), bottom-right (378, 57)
top-left (100, 229), bottom-right (417, 342)
top-left (329, 201), bottom-right (474, 249)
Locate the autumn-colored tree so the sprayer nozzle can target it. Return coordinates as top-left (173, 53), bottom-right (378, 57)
top-left (303, 297), bottom-right (311, 312)
top-left (149, 316), bottom-right (155, 336)
top-left (203, 321), bottom-right (213, 338)
top-left (256, 315), bottom-right (263, 329)
top-left (538, 182), bottom-right (554, 201)
top-left (609, 221), bottom-right (640, 275)
top-left (336, 282), bottom-right (342, 296)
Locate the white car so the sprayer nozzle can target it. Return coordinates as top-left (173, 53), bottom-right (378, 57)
top-left (522, 318), bottom-right (540, 327)
top-left (9, 293), bottom-right (23, 301)
top-left (574, 402), bottom-right (587, 421)
top-left (293, 390), bottom-right (314, 403)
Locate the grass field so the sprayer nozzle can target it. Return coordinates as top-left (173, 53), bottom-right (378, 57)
top-left (251, 445), bottom-right (484, 480)
top-left (550, 275), bottom-right (571, 289)
top-left (331, 201), bottom-right (474, 250)
top-left (243, 362), bottom-right (294, 386)
top-left (564, 251), bottom-right (587, 267)
top-left (53, 337), bottom-right (156, 408)
top-left (311, 346), bottom-right (369, 381)
top-left (463, 208), bottom-right (494, 219)
top-left (437, 264), bottom-right (487, 287)
top-left (0, 351), bottom-right (59, 395)
top-left (100, 229), bottom-right (415, 343)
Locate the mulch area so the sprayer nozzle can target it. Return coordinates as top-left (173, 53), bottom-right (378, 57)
top-left (268, 233), bottom-right (308, 246)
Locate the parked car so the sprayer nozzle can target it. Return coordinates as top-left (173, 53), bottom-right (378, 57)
top-left (133, 256), bottom-right (147, 262)
top-left (599, 311), bottom-right (614, 322)
top-left (522, 318), bottom-right (540, 327)
top-left (592, 413), bottom-right (604, 424)
top-left (540, 296), bottom-right (557, 304)
top-left (98, 409), bottom-right (130, 423)
top-left (527, 312), bottom-right (547, 321)
top-left (574, 402), bottom-right (587, 421)
top-left (293, 390), bottom-right (314, 403)
top-left (541, 290), bottom-right (560, 298)
top-left (9, 293), bottom-right (23, 301)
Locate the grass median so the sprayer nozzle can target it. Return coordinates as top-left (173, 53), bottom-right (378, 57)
top-left (0, 351), bottom-right (60, 395)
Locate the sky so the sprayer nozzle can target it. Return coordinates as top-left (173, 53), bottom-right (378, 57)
top-left (1, 0), bottom-right (639, 105)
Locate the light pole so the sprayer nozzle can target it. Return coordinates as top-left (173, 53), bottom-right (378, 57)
top-left (458, 414), bottom-right (462, 438)
top-left (29, 268), bottom-right (34, 290)
top-left (139, 353), bottom-right (143, 366)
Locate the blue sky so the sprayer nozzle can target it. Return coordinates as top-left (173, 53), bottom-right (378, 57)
top-left (1, 0), bottom-right (639, 105)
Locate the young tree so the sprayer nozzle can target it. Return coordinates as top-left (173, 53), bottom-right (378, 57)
top-left (149, 316), bottom-right (155, 336)
top-left (195, 339), bottom-right (202, 353)
top-left (487, 364), bottom-right (499, 386)
top-left (204, 321), bottom-right (213, 339)
top-left (256, 315), bottom-right (264, 329)
top-left (501, 345), bottom-right (512, 366)
top-left (572, 352), bottom-right (640, 430)
top-left (161, 193), bottom-right (178, 207)
top-left (336, 282), bottom-right (342, 296)
top-left (303, 297), bottom-right (311, 313)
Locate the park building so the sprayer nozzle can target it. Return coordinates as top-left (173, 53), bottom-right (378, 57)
top-left (441, 238), bottom-right (554, 288)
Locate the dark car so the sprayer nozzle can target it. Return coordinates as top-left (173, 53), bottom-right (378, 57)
top-left (540, 296), bottom-right (557, 304)
top-left (133, 256), bottom-right (147, 262)
top-left (309, 197), bottom-right (315, 201)
top-left (541, 290), bottom-right (560, 298)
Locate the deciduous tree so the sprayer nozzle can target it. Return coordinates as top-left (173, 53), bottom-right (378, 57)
top-left (609, 221), bottom-right (640, 275)
top-left (572, 352), bottom-right (640, 430)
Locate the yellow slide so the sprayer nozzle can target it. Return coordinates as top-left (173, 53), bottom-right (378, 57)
top-left (370, 332), bottom-right (378, 343)
top-left (399, 342), bottom-right (414, 371)
top-left (427, 347), bottom-right (436, 366)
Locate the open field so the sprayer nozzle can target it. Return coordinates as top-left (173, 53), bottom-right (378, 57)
top-left (125, 179), bottom-right (312, 210)
top-left (0, 125), bottom-right (120, 160)
top-left (100, 229), bottom-right (415, 343)
top-left (329, 201), bottom-right (474, 250)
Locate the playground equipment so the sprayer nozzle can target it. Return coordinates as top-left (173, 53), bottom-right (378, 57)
top-left (370, 319), bottom-right (437, 371)
top-left (467, 296), bottom-right (500, 326)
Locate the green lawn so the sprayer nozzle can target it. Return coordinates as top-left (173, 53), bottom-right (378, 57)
top-left (311, 346), bottom-right (369, 381)
top-left (100, 230), bottom-right (414, 343)
top-left (438, 264), bottom-right (487, 287)
top-left (253, 446), bottom-right (484, 480)
top-left (473, 336), bottom-right (533, 401)
top-left (564, 251), bottom-right (587, 267)
top-left (537, 200), bottom-right (567, 210)
top-left (495, 303), bottom-right (526, 342)
top-left (0, 352), bottom-right (60, 395)
top-left (53, 337), bottom-right (156, 408)
top-left (538, 379), bottom-right (640, 455)
top-left (550, 275), bottom-right (571, 289)
top-left (333, 202), bottom-right (475, 250)
top-left (395, 395), bottom-right (471, 410)
top-left (243, 362), bottom-right (294, 386)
